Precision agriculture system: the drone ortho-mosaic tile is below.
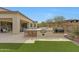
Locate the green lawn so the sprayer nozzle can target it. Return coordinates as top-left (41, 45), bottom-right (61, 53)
top-left (0, 41), bottom-right (79, 52)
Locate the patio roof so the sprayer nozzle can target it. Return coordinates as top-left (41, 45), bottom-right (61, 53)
top-left (0, 7), bottom-right (34, 23)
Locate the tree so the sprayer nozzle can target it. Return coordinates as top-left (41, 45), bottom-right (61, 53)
top-left (38, 22), bottom-right (47, 27)
top-left (46, 19), bottom-right (53, 23)
top-left (46, 19), bottom-right (53, 27)
top-left (38, 16), bottom-right (65, 28)
top-left (53, 16), bottom-right (65, 22)
top-left (53, 16), bottom-right (65, 27)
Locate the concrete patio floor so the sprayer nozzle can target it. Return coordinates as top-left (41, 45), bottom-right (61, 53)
top-left (37, 32), bottom-right (70, 41)
top-left (0, 32), bottom-right (70, 43)
top-left (0, 33), bottom-right (36, 43)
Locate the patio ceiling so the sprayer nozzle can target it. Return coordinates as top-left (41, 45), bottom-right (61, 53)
top-left (0, 18), bottom-right (12, 22)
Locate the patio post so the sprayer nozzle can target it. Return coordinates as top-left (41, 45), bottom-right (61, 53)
top-left (27, 23), bottom-right (31, 29)
top-left (12, 17), bottom-right (20, 34)
top-left (35, 23), bottom-right (37, 28)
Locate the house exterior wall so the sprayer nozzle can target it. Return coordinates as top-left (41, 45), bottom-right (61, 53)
top-left (0, 13), bottom-right (34, 34)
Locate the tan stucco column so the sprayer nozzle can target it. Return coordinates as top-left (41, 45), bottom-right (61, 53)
top-left (12, 17), bottom-right (20, 34)
top-left (35, 23), bottom-right (37, 28)
top-left (31, 23), bottom-right (34, 28)
top-left (27, 23), bottom-right (31, 29)
top-left (33, 23), bottom-right (37, 28)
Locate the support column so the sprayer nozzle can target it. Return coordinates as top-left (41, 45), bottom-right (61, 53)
top-left (35, 23), bottom-right (37, 28)
top-left (12, 17), bottom-right (20, 34)
top-left (30, 23), bottom-right (37, 28)
top-left (33, 23), bottom-right (37, 28)
top-left (27, 23), bottom-right (31, 29)
top-left (32, 23), bottom-right (34, 28)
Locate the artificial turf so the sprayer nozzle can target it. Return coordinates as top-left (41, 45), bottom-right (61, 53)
top-left (0, 41), bottom-right (79, 52)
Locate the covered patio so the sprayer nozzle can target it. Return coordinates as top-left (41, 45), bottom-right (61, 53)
top-left (0, 7), bottom-right (37, 34)
top-left (0, 18), bottom-right (34, 34)
top-left (0, 18), bottom-right (12, 33)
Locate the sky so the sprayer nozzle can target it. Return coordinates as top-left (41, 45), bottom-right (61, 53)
top-left (5, 7), bottom-right (79, 22)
